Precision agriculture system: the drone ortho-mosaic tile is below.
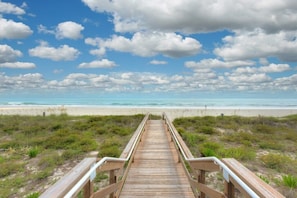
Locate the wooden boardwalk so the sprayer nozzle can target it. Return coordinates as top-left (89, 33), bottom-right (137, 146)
top-left (120, 120), bottom-right (195, 198)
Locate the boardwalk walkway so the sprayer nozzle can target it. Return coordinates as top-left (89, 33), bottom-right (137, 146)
top-left (120, 120), bottom-right (195, 198)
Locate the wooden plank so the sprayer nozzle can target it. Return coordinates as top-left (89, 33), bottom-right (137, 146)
top-left (197, 182), bottom-right (225, 198)
top-left (189, 160), bottom-right (220, 172)
top-left (222, 158), bottom-right (285, 198)
top-left (92, 181), bottom-right (123, 198)
top-left (120, 120), bottom-right (195, 198)
top-left (97, 160), bottom-right (124, 172)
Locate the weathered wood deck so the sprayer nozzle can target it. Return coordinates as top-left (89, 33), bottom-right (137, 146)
top-left (120, 120), bottom-right (195, 198)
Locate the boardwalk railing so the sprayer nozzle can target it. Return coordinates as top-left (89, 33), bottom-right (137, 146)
top-left (163, 113), bottom-right (284, 198)
top-left (41, 112), bottom-right (284, 198)
top-left (41, 113), bottom-right (150, 198)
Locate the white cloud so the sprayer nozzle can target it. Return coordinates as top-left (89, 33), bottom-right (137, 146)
top-left (56, 21), bottom-right (84, 40)
top-left (0, 73), bottom-right (44, 91)
top-left (82, 0), bottom-right (297, 33)
top-left (86, 32), bottom-right (201, 58)
top-left (89, 48), bottom-right (106, 57)
top-left (228, 73), bottom-right (272, 83)
top-left (0, 1), bottom-right (25, 15)
top-left (273, 74), bottom-right (297, 91)
top-left (38, 24), bottom-right (55, 35)
top-left (185, 59), bottom-right (254, 70)
top-left (0, 44), bottom-right (22, 63)
top-left (78, 59), bottom-right (117, 68)
top-left (1, 69), bottom-right (296, 93)
top-left (0, 18), bottom-right (33, 39)
top-left (0, 62), bottom-right (36, 69)
top-left (29, 42), bottom-right (80, 61)
top-left (259, 64), bottom-right (290, 73)
top-left (214, 29), bottom-right (297, 62)
top-left (232, 63), bottom-right (291, 75)
top-left (150, 60), bottom-right (168, 65)
top-left (38, 21), bottom-right (84, 40)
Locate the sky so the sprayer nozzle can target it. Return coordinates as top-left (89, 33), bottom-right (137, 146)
top-left (1, 0), bottom-right (297, 100)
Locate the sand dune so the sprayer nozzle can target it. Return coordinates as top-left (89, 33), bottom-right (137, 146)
top-left (1, 105), bottom-right (297, 120)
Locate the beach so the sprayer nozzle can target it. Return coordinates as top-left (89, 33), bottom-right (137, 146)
top-left (1, 105), bottom-right (297, 120)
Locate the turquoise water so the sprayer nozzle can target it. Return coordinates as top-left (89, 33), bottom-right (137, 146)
top-left (0, 95), bottom-right (296, 109)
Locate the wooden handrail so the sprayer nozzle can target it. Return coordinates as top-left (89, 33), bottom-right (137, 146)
top-left (163, 112), bottom-right (285, 198)
top-left (222, 158), bottom-right (285, 198)
top-left (40, 158), bottom-right (97, 198)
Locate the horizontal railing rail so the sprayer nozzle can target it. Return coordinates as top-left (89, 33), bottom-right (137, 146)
top-left (163, 113), bottom-right (260, 198)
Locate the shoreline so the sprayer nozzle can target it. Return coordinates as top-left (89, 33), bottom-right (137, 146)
top-left (1, 105), bottom-right (297, 120)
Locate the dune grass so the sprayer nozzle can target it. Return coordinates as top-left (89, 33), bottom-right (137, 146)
top-left (0, 114), bottom-right (144, 198)
top-left (173, 114), bottom-right (297, 197)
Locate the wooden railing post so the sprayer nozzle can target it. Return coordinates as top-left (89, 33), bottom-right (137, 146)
top-left (83, 180), bottom-right (93, 198)
top-left (224, 180), bottom-right (235, 198)
top-left (109, 170), bottom-right (116, 198)
top-left (198, 170), bottom-right (206, 198)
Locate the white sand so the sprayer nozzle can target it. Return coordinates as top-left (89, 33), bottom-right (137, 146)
top-left (1, 105), bottom-right (297, 120)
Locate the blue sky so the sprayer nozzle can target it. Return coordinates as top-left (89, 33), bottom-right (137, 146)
top-left (1, 0), bottom-right (297, 100)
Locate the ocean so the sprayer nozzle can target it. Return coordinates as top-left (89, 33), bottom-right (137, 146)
top-left (0, 95), bottom-right (296, 109)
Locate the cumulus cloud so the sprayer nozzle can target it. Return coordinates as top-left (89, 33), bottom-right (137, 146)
top-left (56, 21), bottom-right (84, 39)
top-left (228, 73), bottom-right (272, 83)
top-left (0, 1), bottom-right (25, 15)
top-left (1, 69), bottom-right (297, 93)
top-left (185, 59), bottom-right (254, 69)
top-left (29, 41), bottom-right (80, 61)
top-left (0, 73), bottom-right (44, 91)
top-left (86, 32), bottom-right (201, 58)
top-left (38, 21), bottom-right (84, 40)
top-left (214, 29), bottom-right (297, 62)
top-left (78, 59), bottom-right (117, 68)
top-left (0, 44), bottom-right (22, 63)
top-left (273, 74), bottom-right (297, 91)
top-left (150, 60), bottom-right (168, 65)
top-left (0, 62), bottom-right (36, 69)
top-left (259, 64), bottom-right (291, 73)
top-left (82, 0), bottom-right (297, 33)
top-left (0, 18), bottom-right (33, 39)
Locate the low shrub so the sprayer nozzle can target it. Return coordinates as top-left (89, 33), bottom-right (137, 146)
top-left (199, 142), bottom-right (221, 157)
top-left (28, 147), bottom-right (39, 158)
top-left (260, 153), bottom-right (293, 172)
top-left (38, 153), bottom-right (63, 169)
top-left (220, 147), bottom-right (255, 161)
top-left (282, 175), bottom-right (297, 189)
top-left (36, 168), bottom-right (52, 180)
top-left (183, 133), bottom-right (206, 147)
top-left (98, 145), bottom-right (120, 157)
top-left (0, 161), bottom-right (23, 177)
top-left (259, 141), bottom-right (283, 150)
top-left (61, 150), bottom-right (82, 160)
top-left (199, 126), bottom-right (216, 134)
top-left (26, 192), bottom-right (40, 198)
top-left (252, 124), bottom-right (275, 134)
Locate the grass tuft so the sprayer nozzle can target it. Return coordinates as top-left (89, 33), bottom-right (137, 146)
top-left (282, 175), bottom-right (297, 189)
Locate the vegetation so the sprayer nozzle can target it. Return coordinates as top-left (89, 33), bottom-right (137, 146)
top-left (0, 114), bottom-right (144, 198)
top-left (173, 114), bottom-right (297, 197)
